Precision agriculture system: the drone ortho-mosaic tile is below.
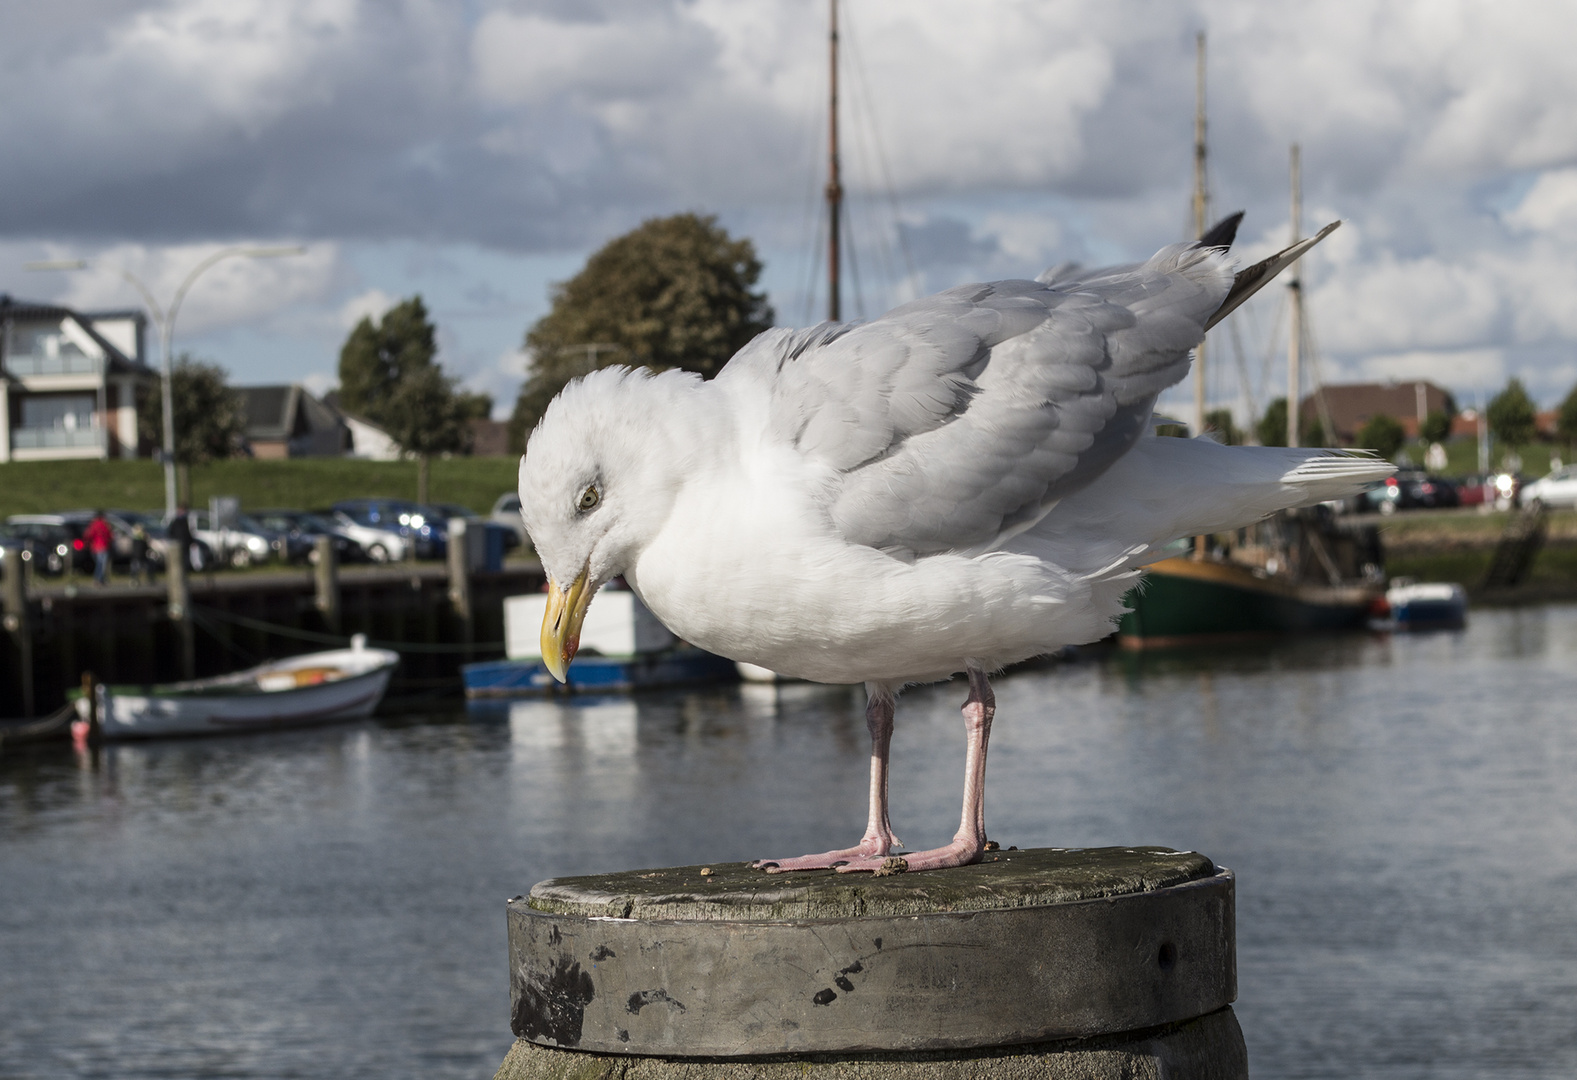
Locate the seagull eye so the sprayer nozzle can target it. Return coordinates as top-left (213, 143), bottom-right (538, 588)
top-left (577, 485), bottom-right (600, 512)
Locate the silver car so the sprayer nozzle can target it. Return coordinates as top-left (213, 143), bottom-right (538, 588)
top-left (1522, 466), bottom-right (1577, 509)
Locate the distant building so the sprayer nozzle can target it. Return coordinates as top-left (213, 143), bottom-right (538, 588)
top-left (234, 384), bottom-right (351, 458)
top-left (468, 417), bottom-right (510, 457)
top-left (0, 294), bottom-right (158, 463)
top-left (1299, 380), bottom-right (1454, 444)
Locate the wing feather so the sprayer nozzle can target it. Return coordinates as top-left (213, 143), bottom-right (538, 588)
top-left (717, 242), bottom-right (1236, 555)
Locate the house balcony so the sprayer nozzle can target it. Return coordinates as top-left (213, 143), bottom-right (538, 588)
top-left (9, 425), bottom-right (108, 460)
top-left (4, 353), bottom-right (104, 377)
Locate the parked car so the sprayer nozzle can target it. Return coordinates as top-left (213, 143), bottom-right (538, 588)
top-left (489, 492), bottom-right (529, 549)
top-left (432, 502), bottom-right (521, 551)
top-left (1362, 470), bottom-right (1461, 514)
top-left (322, 509), bottom-right (408, 563)
top-left (331, 499), bottom-right (446, 559)
top-left (6, 514), bottom-right (92, 574)
top-left (1521, 466), bottom-right (1577, 509)
top-left (189, 510), bottom-right (283, 569)
top-left (113, 510), bottom-right (215, 572)
top-left (1458, 472), bottom-right (1521, 510)
top-left (0, 522), bottom-right (49, 574)
top-left (252, 510), bottom-right (365, 564)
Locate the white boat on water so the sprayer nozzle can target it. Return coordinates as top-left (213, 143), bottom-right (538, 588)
top-left (79, 636), bottom-right (400, 739)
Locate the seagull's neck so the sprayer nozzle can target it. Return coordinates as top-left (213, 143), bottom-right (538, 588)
top-left (602, 376), bottom-right (739, 576)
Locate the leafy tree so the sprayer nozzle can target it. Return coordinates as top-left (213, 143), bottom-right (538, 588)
top-left (1420, 409), bottom-right (1453, 445)
top-left (336, 295), bottom-right (484, 503)
top-left (1487, 377), bottom-right (1537, 449)
top-left (338, 297), bottom-right (438, 422)
top-left (1256, 399), bottom-right (1288, 447)
top-left (137, 355), bottom-right (244, 505)
top-left (1556, 382), bottom-right (1577, 452)
top-left (1204, 408), bottom-right (1239, 445)
top-left (1357, 413), bottom-right (1406, 461)
top-left (509, 213), bottom-right (775, 450)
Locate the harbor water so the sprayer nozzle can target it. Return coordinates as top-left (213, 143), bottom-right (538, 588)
top-left (3, 604), bottom-right (1576, 1078)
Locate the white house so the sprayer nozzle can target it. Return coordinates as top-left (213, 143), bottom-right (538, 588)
top-left (0, 294), bottom-right (157, 463)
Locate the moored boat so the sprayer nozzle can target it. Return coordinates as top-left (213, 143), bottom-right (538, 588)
top-left (1118, 506), bottom-right (1386, 649)
top-left (1381, 580), bottom-right (1468, 632)
top-left (462, 589), bottom-right (738, 697)
top-left (80, 636), bottom-right (399, 739)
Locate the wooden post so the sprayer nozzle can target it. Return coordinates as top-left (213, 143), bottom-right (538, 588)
top-left (3, 546), bottom-right (34, 717)
top-left (166, 541), bottom-right (195, 679)
top-left (448, 518), bottom-right (474, 648)
top-left (314, 535), bottom-right (340, 634)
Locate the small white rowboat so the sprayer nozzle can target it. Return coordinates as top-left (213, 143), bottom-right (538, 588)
top-left (80, 635), bottom-right (400, 740)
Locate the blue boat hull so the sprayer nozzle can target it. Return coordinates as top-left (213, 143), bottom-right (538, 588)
top-left (462, 649), bottom-right (740, 697)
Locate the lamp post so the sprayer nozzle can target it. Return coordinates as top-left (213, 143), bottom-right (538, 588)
top-left (27, 245), bottom-right (305, 517)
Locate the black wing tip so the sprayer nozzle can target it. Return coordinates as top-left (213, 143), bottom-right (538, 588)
top-left (1197, 211), bottom-right (1245, 250)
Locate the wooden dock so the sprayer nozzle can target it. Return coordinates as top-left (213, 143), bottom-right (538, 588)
top-left (1, 552), bottom-right (545, 717)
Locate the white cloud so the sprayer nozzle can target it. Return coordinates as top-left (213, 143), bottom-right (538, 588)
top-left (1359, 348), bottom-right (1505, 390)
top-left (41, 242), bottom-right (339, 338)
top-left (301, 371), bottom-right (338, 397)
top-left (337, 288), bottom-right (397, 330)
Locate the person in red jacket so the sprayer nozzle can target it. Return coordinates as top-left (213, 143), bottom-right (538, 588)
top-left (84, 510), bottom-right (114, 586)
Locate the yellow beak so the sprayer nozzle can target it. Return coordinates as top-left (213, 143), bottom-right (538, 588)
top-left (541, 567), bottom-right (593, 683)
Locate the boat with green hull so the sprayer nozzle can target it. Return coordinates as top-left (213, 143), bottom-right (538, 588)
top-left (1118, 553), bottom-right (1380, 649)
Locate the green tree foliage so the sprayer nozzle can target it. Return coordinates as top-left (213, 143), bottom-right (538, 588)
top-left (1357, 413), bottom-right (1406, 461)
top-left (509, 213), bottom-right (775, 450)
top-left (137, 354), bottom-right (244, 466)
top-left (1420, 409), bottom-right (1453, 445)
top-left (1256, 398), bottom-right (1288, 447)
top-left (338, 297), bottom-right (438, 422)
top-left (1558, 382), bottom-right (1577, 451)
top-left (336, 295), bottom-right (488, 503)
top-left (1204, 408), bottom-right (1239, 445)
top-left (1487, 377), bottom-right (1537, 448)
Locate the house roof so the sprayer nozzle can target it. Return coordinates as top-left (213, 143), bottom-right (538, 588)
top-left (1300, 380), bottom-right (1454, 439)
top-left (235, 383), bottom-right (347, 442)
top-left (0, 293), bottom-right (155, 376)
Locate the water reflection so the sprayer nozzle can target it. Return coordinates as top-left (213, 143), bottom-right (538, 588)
top-left (2, 608), bottom-right (1575, 1079)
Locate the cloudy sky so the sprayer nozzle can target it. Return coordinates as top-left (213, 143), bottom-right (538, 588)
top-left (3, 0), bottom-right (1576, 423)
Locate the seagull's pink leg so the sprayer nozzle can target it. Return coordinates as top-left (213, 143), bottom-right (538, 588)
top-left (837, 664), bottom-right (994, 875)
top-left (753, 683), bottom-right (902, 873)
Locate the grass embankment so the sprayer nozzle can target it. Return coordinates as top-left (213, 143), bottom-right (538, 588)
top-left (0, 457), bottom-right (521, 519)
top-left (1377, 507), bottom-right (1577, 596)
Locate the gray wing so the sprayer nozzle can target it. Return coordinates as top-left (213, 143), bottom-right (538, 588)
top-left (716, 241), bottom-right (1233, 556)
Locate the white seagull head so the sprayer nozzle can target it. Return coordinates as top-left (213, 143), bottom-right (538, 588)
top-left (518, 365), bottom-right (702, 678)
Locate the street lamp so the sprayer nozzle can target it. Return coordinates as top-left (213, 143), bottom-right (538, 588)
top-left (27, 245), bottom-right (305, 517)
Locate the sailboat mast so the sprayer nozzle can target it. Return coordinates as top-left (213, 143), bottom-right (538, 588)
top-left (1192, 30), bottom-right (1208, 438)
top-left (826, 0), bottom-right (843, 323)
top-left (1287, 143), bottom-right (1302, 448)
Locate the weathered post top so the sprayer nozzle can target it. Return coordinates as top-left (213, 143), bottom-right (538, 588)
top-left (499, 847), bottom-right (1244, 1077)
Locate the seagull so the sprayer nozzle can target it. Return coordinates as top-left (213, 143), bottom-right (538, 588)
top-left (519, 214), bottom-right (1390, 875)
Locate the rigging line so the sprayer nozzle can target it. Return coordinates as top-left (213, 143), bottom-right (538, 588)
top-left (845, 196), bottom-right (868, 321)
top-left (803, 199), bottom-right (829, 326)
top-left (796, 98), bottom-right (828, 327)
top-left (1302, 304), bottom-right (1338, 445)
top-left (1258, 292), bottom-right (1287, 411)
top-left (190, 609), bottom-right (261, 664)
top-left (191, 604), bottom-right (505, 654)
top-left (842, 7), bottom-right (916, 297)
top-left (1228, 314), bottom-right (1258, 429)
top-left (845, 65), bottom-right (896, 310)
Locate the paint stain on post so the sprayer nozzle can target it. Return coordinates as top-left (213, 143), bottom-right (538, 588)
top-left (627, 989), bottom-right (686, 1015)
top-left (513, 956), bottom-right (595, 1046)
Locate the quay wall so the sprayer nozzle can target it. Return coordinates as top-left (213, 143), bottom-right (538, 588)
top-left (1, 562), bottom-right (545, 717)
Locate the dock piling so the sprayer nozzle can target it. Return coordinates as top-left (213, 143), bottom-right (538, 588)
top-left (447, 518), bottom-right (474, 648)
top-left (3, 547), bottom-right (34, 716)
top-left (165, 543), bottom-right (195, 679)
top-left (314, 536), bottom-right (340, 633)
